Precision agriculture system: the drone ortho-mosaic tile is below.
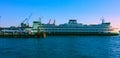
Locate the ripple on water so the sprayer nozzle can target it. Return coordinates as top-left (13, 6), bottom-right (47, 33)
top-left (0, 36), bottom-right (120, 58)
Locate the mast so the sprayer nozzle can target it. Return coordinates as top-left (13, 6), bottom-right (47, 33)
top-left (101, 17), bottom-right (105, 24)
top-left (39, 17), bottom-right (42, 24)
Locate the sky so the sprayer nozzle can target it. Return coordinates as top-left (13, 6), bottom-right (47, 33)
top-left (0, 0), bottom-right (120, 29)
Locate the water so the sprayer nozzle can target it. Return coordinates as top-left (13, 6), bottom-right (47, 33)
top-left (0, 36), bottom-right (120, 58)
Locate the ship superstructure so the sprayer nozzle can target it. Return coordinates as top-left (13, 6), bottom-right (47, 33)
top-left (31, 18), bottom-right (119, 35)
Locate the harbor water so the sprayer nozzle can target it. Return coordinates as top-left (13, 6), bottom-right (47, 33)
top-left (0, 35), bottom-right (120, 58)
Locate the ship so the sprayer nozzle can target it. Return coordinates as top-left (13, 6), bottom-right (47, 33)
top-left (27, 18), bottom-right (119, 36)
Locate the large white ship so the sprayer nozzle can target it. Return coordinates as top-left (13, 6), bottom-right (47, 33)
top-left (30, 18), bottom-right (119, 35)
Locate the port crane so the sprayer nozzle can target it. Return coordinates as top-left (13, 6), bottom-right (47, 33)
top-left (53, 19), bottom-right (56, 25)
top-left (21, 13), bottom-right (32, 28)
top-left (48, 19), bottom-right (51, 24)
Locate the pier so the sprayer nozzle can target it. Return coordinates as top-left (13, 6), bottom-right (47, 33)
top-left (0, 26), bottom-right (46, 38)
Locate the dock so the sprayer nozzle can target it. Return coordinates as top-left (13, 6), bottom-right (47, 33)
top-left (0, 27), bottom-right (46, 38)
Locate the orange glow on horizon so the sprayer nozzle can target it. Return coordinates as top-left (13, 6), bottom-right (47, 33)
top-left (107, 18), bottom-right (120, 30)
top-left (111, 23), bottom-right (120, 30)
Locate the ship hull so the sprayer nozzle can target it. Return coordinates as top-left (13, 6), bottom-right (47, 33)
top-left (45, 32), bottom-right (119, 36)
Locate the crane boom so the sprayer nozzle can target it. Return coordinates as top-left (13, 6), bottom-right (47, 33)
top-left (21, 13), bottom-right (32, 28)
top-left (26, 13), bottom-right (32, 26)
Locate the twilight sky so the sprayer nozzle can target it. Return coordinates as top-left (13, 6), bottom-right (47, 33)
top-left (0, 0), bottom-right (120, 28)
